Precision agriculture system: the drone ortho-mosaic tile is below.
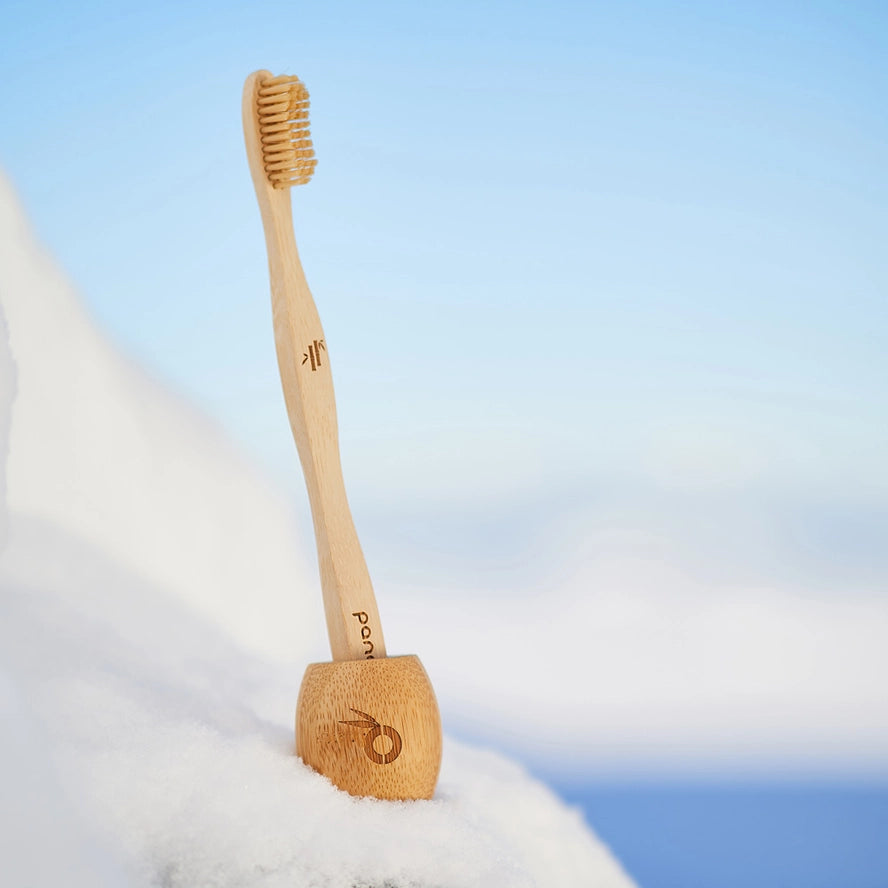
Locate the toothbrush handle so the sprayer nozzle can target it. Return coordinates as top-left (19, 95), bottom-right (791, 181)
top-left (264, 191), bottom-right (386, 662)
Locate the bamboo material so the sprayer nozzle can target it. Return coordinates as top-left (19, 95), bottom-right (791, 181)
top-left (243, 69), bottom-right (442, 799)
top-left (296, 656), bottom-right (441, 800)
top-left (242, 70), bottom-right (385, 662)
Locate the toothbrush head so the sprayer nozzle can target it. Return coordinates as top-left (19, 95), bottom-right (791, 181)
top-left (255, 73), bottom-right (318, 189)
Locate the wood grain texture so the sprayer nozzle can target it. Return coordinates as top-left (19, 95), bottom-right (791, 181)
top-left (242, 70), bottom-right (386, 662)
top-left (296, 656), bottom-right (442, 800)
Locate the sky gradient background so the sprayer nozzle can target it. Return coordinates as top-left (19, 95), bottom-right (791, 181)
top-left (3, 0), bottom-right (887, 773)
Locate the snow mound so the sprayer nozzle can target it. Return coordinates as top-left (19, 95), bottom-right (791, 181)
top-left (0, 170), bottom-right (633, 887)
top-left (0, 168), bottom-right (318, 665)
top-left (0, 297), bottom-right (12, 550)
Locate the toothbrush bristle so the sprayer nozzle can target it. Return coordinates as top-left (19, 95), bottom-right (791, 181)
top-left (257, 74), bottom-right (317, 189)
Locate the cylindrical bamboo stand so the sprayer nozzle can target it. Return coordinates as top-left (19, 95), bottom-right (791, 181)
top-left (296, 656), bottom-right (441, 800)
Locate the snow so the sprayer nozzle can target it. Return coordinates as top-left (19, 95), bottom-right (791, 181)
top-left (0, 307), bottom-right (11, 551)
top-left (0, 169), bottom-right (633, 886)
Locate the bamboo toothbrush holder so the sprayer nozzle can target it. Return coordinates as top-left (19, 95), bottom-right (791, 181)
top-left (296, 655), bottom-right (442, 800)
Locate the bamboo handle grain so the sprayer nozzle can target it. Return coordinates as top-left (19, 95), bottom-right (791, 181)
top-left (242, 72), bottom-right (386, 662)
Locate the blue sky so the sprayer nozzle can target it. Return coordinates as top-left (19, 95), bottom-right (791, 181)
top-left (1, 0), bottom-right (886, 550)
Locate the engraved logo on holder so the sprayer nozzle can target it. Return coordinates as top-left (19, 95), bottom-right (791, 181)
top-left (302, 339), bottom-right (325, 371)
top-left (340, 708), bottom-right (403, 765)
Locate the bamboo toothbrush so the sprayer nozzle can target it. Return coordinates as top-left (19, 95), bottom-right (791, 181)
top-left (243, 70), bottom-right (441, 800)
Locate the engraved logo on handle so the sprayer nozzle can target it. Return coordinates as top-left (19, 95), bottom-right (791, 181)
top-left (352, 611), bottom-right (375, 658)
top-left (340, 708), bottom-right (403, 765)
top-left (302, 339), bottom-right (325, 371)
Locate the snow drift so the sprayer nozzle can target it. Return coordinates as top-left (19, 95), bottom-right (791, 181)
top-left (0, 171), bottom-right (633, 887)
